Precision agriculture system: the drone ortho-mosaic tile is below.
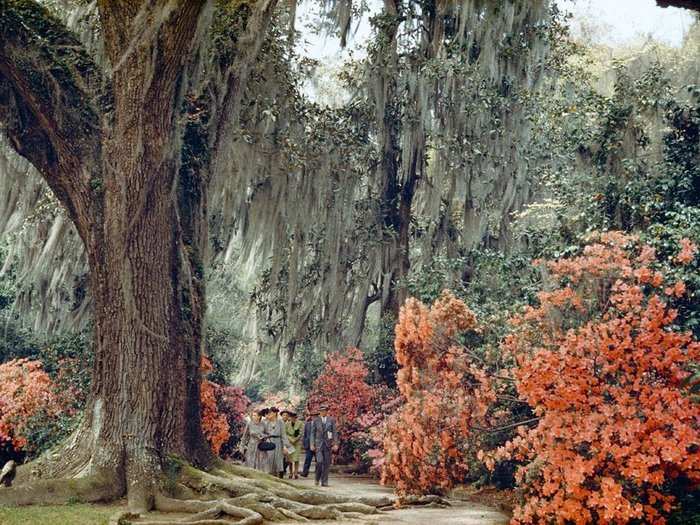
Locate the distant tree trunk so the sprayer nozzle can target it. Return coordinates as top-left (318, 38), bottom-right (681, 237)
top-left (1, 0), bottom-right (211, 510)
top-left (375, 0), bottom-right (408, 317)
top-left (376, 0), bottom-right (439, 317)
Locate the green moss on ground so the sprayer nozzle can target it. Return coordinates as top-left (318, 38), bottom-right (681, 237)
top-left (0, 502), bottom-right (123, 524)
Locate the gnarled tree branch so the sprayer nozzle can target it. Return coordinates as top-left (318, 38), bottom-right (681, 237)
top-left (0, 0), bottom-right (104, 239)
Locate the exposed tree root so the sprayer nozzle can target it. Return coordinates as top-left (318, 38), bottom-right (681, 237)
top-left (0, 473), bottom-right (122, 506)
top-left (1, 458), bottom-right (448, 524)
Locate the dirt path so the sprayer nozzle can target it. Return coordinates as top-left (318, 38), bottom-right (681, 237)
top-left (283, 475), bottom-right (510, 525)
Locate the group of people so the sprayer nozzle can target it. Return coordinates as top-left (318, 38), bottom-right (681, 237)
top-left (240, 404), bottom-right (337, 487)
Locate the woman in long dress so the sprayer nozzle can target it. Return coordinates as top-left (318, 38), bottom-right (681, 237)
top-left (241, 409), bottom-right (267, 469)
top-left (263, 407), bottom-right (291, 478)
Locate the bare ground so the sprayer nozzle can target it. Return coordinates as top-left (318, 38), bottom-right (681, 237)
top-left (280, 474), bottom-right (511, 525)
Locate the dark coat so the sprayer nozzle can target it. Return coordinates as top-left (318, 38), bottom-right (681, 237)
top-left (302, 418), bottom-right (313, 449)
top-left (310, 415), bottom-right (337, 450)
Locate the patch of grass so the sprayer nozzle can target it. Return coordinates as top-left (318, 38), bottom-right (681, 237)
top-left (0, 503), bottom-right (123, 525)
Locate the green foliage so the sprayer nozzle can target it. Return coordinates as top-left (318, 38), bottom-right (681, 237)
top-left (363, 314), bottom-right (398, 388)
top-left (0, 245), bottom-right (40, 363)
top-left (0, 315), bottom-right (40, 364)
top-left (41, 329), bottom-right (92, 398)
top-left (205, 323), bottom-right (240, 385)
top-left (405, 256), bottom-right (469, 305)
top-left (668, 477), bottom-right (700, 525)
top-left (20, 410), bottom-right (79, 457)
top-left (13, 329), bottom-right (92, 457)
top-left (0, 246), bottom-right (91, 456)
top-left (291, 343), bottom-right (324, 394)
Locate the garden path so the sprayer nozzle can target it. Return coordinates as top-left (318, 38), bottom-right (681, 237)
top-left (283, 475), bottom-right (510, 525)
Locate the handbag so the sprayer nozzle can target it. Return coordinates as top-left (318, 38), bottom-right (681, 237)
top-left (258, 439), bottom-right (276, 451)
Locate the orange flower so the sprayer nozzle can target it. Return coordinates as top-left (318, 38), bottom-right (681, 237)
top-left (492, 232), bottom-right (700, 524)
top-left (381, 292), bottom-right (490, 496)
top-left (200, 356), bottom-right (230, 455)
top-left (676, 238), bottom-right (697, 265)
top-left (0, 359), bottom-right (66, 451)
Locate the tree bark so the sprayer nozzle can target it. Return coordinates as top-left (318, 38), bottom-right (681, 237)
top-left (376, 0), bottom-right (407, 317)
top-left (1, 0), bottom-right (212, 511)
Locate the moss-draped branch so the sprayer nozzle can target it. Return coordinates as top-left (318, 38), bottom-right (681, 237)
top-left (0, 0), bottom-right (104, 240)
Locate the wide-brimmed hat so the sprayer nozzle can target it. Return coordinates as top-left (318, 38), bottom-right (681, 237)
top-left (282, 409), bottom-right (297, 417)
top-left (258, 408), bottom-right (270, 416)
top-left (268, 406), bottom-right (279, 413)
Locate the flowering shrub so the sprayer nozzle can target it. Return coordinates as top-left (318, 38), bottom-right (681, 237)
top-left (259, 391), bottom-right (302, 412)
top-left (0, 359), bottom-right (66, 452)
top-left (490, 232), bottom-right (700, 524)
top-left (217, 385), bottom-right (250, 458)
top-left (308, 347), bottom-right (386, 463)
top-left (350, 394), bottom-right (401, 473)
top-left (381, 291), bottom-right (495, 495)
top-left (200, 356), bottom-right (230, 456)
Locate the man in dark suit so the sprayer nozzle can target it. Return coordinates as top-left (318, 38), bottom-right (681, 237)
top-left (310, 404), bottom-right (337, 487)
top-left (300, 407), bottom-right (316, 478)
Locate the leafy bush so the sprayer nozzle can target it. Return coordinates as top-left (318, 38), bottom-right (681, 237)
top-left (291, 343), bottom-right (325, 394)
top-left (41, 329), bottom-right (93, 412)
top-left (381, 291), bottom-right (494, 496)
top-left (216, 385), bottom-right (250, 458)
top-left (350, 393), bottom-right (401, 474)
top-left (363, 314), bottom-right (399, 388)
top-left (307, 347), bottom-right (387, 464)
top-left (205, 323), bottom-right (240, 385)
top-left (489, 232), bottom-right (700, 524)
top-left (200, 356), bottom-right (230, 456)
top-left (0, 359), bottom-right (67, 453)
top-left (0, 317), bottom-right (39, 364)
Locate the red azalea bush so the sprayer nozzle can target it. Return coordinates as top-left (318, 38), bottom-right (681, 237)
top-left (216, 385), bottom-right (250, 458)
top-left (381, 291), bottom-right (495, 496)
top-left (0, 359), bottom-right (66, 452)
top-left (200, 356), bottom-right (230, 456)
top-left (308, 347), bottom-right (387, 464)
top-left (490, 232), bottom-right (700, 524)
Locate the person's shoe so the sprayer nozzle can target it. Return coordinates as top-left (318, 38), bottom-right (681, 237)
top-left (322, 483), bottom-right (329, 487)
top-left (300, 472), bottom-right (308, 478)
top-left (314, 480), bottom-right (319, 486)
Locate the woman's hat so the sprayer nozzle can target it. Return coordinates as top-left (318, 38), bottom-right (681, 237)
top-left (258, 408), bottom-right (269, 416)
top-left (268, 406), bottom-right (279, 413)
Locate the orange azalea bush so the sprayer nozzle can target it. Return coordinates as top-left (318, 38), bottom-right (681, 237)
top-left (491, 232), bottom-right (700, 524)
top-left (200, 356), bottom-right (230, 456)
top-left (381, 291), bottom-right (495, 495)
top-left (0, 359), bottom-right (66, 451)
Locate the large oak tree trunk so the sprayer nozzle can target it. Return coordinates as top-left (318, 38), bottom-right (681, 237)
top-left (62, 172), bottom-right (210, 509)
top-left (76, 1), bottom-right (211, 511)
top-left (1, 0), bottom-right (212, 511)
